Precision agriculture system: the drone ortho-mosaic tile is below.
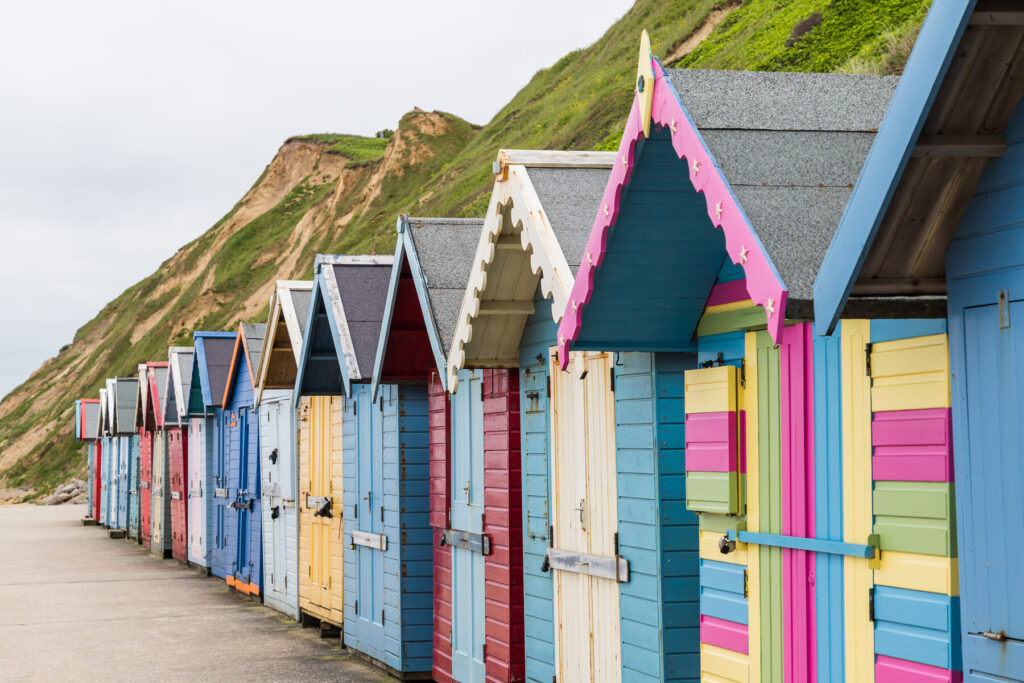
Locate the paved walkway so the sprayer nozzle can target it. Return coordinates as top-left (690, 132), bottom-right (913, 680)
top-left (0, 504), bottom-right (388, 682)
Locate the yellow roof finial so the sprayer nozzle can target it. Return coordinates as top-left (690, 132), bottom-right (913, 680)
top-left (637, 30), bottom-right (655, 138)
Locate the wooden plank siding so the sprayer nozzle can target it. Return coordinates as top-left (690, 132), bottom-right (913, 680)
top-left (429, 373), bottom-right (453, 683)
top-left (480, 369), bottom-right (524, 682)
top-left (518, 297), bottom-right (557, 683)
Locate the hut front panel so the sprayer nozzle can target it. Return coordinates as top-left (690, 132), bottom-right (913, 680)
top-left (549, 349), bottom-right (621, 683)
top-left (429, 372), bottom-right (453, 683)
top-left (140, 429), bottom-right (153, 548)
top-left (127, 435), bottom-right (140, 539)
top-left (151, 432), bottom-right (171, 555)
top-left (99, 438), bottom-right (109, 526)
top-left (167, 426), bottom-right (189, 563)
top-left (260, 393), bottom-right (300, 620)
top-left (116, 436), bottom-right (128, 529)
top-left (188, 416), bottom-right (215, 568)
top-left (517, 295), bottom-right (557, 683)
top-left (299, 395), bottom-right (345, 626)
top-left (211, 412), bottom-right (233, 579)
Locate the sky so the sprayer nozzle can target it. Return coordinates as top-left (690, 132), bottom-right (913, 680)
top-left (0, 0), bottom-right (634, 401)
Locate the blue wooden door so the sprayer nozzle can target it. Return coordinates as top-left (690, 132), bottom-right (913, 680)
top-left (247, 406), bottom-right (262, 592)
top-left (212, 410), bottom-right (232, 579)
top-left (956, 295), bottom-right (1024, 678)
top-left (353, 384), bottom-right (386, 652)
top-left (116, 438), bottom-right (126, 529)
top-left (451, 371), bottom-right (486, 682)
top-left (235, 407), bottom-right (252, 584)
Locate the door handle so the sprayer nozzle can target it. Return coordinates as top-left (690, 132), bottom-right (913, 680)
top-left (573, 498), bottom-right (586, 526)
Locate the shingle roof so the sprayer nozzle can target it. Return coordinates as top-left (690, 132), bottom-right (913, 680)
top-left (330, 261), bottom-right (392, 380)
top-left (527, 167), bottom-right (610, 274)
top-left (241, 323), bottom-right (266, 377)
top-left (203, 336), bottom-right (236, 406)
top-left (114, 378), bottom-right (139, 434)
top-left (405, 217), bottom-right (484, 355)
top-left (665, 69), bottom-right (898, 304)
top-left (290, 288), bottom-right (312, 339)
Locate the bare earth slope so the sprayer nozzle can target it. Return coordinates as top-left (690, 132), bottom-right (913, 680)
top-left (0, 0), bottom-right (929, 498)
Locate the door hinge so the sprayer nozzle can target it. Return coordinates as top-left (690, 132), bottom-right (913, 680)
top-left (609, 367), bottom-right (615, 392)
top-left (380, 506), bottom-right (384, 523)
top-left (549, 524), bottom-right (555, 547)
top-left (865, 343), bottom-right (873, 377)
top-left (353, 401), bottom-right (357, 416)
top-left (482, 642), bottom-right (487, 660)
top-left (613, 532), bottom-right (619, 555)
top-left (999, 289), bottom-right (1011, 328)
top-left (450, 628), bottom-right (454, 647)
top-left (355, 599), bottom-right (358, 614)
top-left (740, 359), bottom-right (746, 387)
top-left (308, 566), bottom-right (312, 578)
top-left (744, 569), bottom-right (749, 598)
top-left (354, 504), bottom-right (358, 519)
top-left (868, 587), bottom-right (875, 622)
top-left (546, 376), bottom-right (551, 398)
top-left (381, 609), bottom-right (385, 624)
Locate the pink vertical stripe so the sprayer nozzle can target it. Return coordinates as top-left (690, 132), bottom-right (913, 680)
top-left (739, 410), bottom-right (747, 474)
top-left (872, 408), bottom-right (953, 481)
top-left (780, 323), bottom-right (816, 683)
top-left (875, 655), bottom-right (963, 683)
top-left (700, 615), bottom-right (749, 655)
top-left (684, 412), bottom-right (738, 472)
top-left (706, 279), bottom-right (751, 307)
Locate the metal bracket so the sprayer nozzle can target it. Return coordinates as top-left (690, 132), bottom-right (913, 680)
top-left (214, 488), bottom-right (229, 498)
top-left (188, 488), bottom-right (201, 497)
top-left (442, 529), bottom-right (491, 555)
top-left (306, 495), bottom-right (330, 509)
top-left (170, 491), bottom-right (181, 500)
top-left (352, 530), bottom-right (387, 551)
top-left (545, 548), bottom-right (629, 583)
top-left (999, 290), bottom-right (1011, 329)
top-left (141, 482), bottom-right (150, 490)
top-left (229, 499), bottom-right (253, 511)
top-left (726, 529), bottom-right (881, 563)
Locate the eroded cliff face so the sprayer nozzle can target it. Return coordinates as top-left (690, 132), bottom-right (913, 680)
top-left (0, 110), bottom-right (474, 498)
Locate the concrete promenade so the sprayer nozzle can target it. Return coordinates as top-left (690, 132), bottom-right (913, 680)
top-left (0, 504), bottom-right (387, 681)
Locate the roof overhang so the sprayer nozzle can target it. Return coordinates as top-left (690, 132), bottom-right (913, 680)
top-left (255, 280), bottom-right (312, 403)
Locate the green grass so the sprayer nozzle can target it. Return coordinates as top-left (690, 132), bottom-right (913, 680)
top-left (0, 0), bottom-right (932, 496)
top-left (293, 134), bottom-right (389, 164)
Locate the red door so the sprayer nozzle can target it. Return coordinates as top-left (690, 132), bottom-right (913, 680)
top-left (168, 427), bottom-right (189, 562)
top-left (139, 430), bottom-right (153, 548)
top-left (93, 442), bottom-right (103, 521)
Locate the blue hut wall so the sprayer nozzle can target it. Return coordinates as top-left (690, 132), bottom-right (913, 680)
top-left (115, 437), bottom-right (126, 529)
top-left (343, 382), bottom-right (432, 675)
top-left (100, 436), bottom-right (111, 526)
top-left (612, 351), bottom-right (702, 681)
top-left (517, 290), bottom-right (557, 682)
top-left (225, 359), bottom-right (261, 593)
top-left (212, 409), bottom-right (233, 580)
top-left (188, 415), bottom-right (217, 569)
top-left (260, 391), bottom-right (300, 620)
top-left (87, 442), bottom-right (95, 517)
top-left (128, 435), bottom-right (140, 539)
top-left (946, 97), bottom-right (1024, 681)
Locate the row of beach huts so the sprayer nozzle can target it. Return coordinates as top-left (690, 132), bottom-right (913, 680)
top-left (71, 8), bottom-right (1023, 682)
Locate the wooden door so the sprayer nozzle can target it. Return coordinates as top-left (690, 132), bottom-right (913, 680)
top-left (352, 384), bottom-right (386, 651)
top-left (188, 418), bottom-right (205, 565)
top-left (116, 437), bottom-right (127, 528)
top-left (212, 411), bottom-right (231, 577)
top-left (955, 296), bottom-right (1024, 678)
top-left (235, 408), bottom-right (252, 584)
top-left (451, 370), bottom-right (486, 682)
top-left (310, 396), bottom-right (333, 609)
top-left (549, 349), bottom-right (621, 682)
top-left (263, 400), bottom-right (287, 597)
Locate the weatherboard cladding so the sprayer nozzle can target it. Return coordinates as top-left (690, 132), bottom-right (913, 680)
top-left (332, 263), bottom-right (391, 380)
top-left (526, 166), bottom-right (608, 276)
top-left (405, 217), bottom-right (483, 355)
top-left (663, 69), bottom-right (897, 306)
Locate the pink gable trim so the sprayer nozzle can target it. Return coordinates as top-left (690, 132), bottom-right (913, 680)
top-left (875, 655), bottom-right (963, 683)
top-left (872, 408), bottom-right (954, 482)
top-left (700, 615), bottom-right (749, 655)
top-left (556, 59), bottom-right (788, 369)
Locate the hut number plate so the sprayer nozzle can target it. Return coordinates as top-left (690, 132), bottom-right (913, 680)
top-left (546, 548), bottom-right (630, 583)
top-left (214, 488), bottom-right (229, 498)
top-left (352, 530), bottom-right (387, 552)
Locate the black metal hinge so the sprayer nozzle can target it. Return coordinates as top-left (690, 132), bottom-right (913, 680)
top-left (354, 599), bottom-right (358, 614)
top-left (865, 343), bottom-right (873, 377)
top-left (740, 359), bottom-right (746, 387)
top-left (380, 506), bottom-right (384, 522)
top-left (381, 609), bottom-right (385, 625)
top-left (353, 400), bottom-right (357, 416)
top-left (868, 587), bottom-right (875, 621)
top-left (609, 367), bottom-right (615, 392)
top-left (546, 376), bottom-right (551, 398)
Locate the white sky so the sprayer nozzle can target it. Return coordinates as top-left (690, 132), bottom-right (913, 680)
top-left (0, 0), bottom-right (634, 401)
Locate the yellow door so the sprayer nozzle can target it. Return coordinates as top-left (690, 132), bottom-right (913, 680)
top-left (311, 396), bottom-right (333, 610)
top-left (550, 349), bottom-right (621, 682)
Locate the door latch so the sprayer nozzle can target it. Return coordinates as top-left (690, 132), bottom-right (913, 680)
top-left (269, 448), bottom-right (278, 464)
top-left (271, 505), bottom-right (280, 520)
top-left (314, 498), bottom-right (333, 519)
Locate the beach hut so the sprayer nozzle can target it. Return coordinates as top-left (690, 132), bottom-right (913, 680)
top-left (98, 386), bottom-right (111, 527)
top-left (371, 215), bottom-right (530, 683)
top-left (144, 362), bottom-right (171, 558)
top-left (254, 280), bottom-right (312, 620)
top-left (296, 252), bottom-right (435, 676)
top-left (89, 395), bottom-right (105, 522)
top-left (186, 331), bottom-right (237, 575)
top-left (445, 150), bottom-right (613, 682)
top-left (103, 379), bottom-right (121, 533)
top-left (136, 364), bottom-right (153, 548)
top-left (552, 32), bottom-right (963, 682)
top-left (164, 346), bottom-right (194, 563)
top-left (77, 399), bottom-right (101, 521)
top-left (811, 3), bottom-right (1024, 679)
top-left (221, 322), bottom-right (266, 596)
top-left (113, 377), bottom-right (140, 540)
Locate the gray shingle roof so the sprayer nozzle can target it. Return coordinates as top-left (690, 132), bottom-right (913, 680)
top-left (527, 167), bottom-right (610, 274)
top-left (290, 289), bottom-right (312, 338)
top-left (204, 337), bottom-right (236, 406)
top-left (665, 69), bottom-right (898, 303)
top-left (405, 217), bottom-right (484, 356)
top-left (83, 401), bottom-right (100, 440)
top-left (332, 263), bottom-right (392, 380)
top-left (114, 378), bottom-right (139, 434)
top-left (242, 323), bottom-right (266, 377)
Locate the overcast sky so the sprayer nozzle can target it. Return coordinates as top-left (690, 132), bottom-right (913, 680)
top-left (0, 0), bottom-right (634, 401)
